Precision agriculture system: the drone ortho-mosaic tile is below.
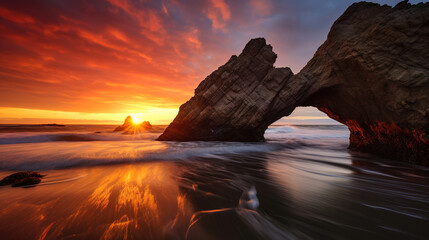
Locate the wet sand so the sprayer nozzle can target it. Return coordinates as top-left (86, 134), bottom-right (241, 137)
top-left (0, 124), bottom-right (428, 239)
top-left (0, 162), bottom-right (193, 239)
top-left (1, 151), bottom-right (428, 240)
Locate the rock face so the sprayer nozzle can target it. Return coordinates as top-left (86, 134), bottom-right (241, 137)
top-left (158, 38), bottom-right (294, 141)
top-left (114, 116), bottom-right (152, 134)
top-left (158, 1), bottom-right (429, 165)
top-left (300, 1), bottom-right (429, 165)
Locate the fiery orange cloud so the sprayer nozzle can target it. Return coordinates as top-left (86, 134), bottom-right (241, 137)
top-left (207, 0), bottom-right (231, 30)
top-left (0, 0), bottom-right (213, 123)
top-left (1, 0), bottom-right (386, 124)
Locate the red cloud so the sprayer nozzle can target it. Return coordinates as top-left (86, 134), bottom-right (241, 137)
top-left (207, 0), bottom-right (231, 30)
top-left (0, 0), bottom-right (344, 123)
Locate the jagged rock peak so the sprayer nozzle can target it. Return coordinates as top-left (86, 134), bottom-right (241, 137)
top-left (394, 0), bottom-right (411, 9)
top-left (158, 38), bottom-right (292, 141)
top-left (123, 115), bottom-right (133, 125)
top-left (238, 38), bottom-right (276, 60)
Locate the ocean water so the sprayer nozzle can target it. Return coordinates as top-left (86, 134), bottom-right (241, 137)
top-left (0, 124), bottom-right (428, 239)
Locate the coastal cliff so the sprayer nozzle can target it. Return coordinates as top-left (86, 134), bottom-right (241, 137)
top-left (158, 1), bottom-right (429, 165)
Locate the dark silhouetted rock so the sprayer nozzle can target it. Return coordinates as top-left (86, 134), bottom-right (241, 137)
top-left (114, 116), bottom-right (152, 134)
top-left (0, 171), bottom-right (44, 187)
top-left (114, 115), bottom-right (134, 132)
top-left (11, 177), bottom-right (42, 187)
top-left (159, 2), bottom-right (429, 165)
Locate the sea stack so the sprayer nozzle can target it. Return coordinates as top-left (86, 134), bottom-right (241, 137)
top-left (158, 38), bottom-right (294, 141)
top-left (114, 116), bottom-right (152, 134)
top-left (158, 1), bottom-right (429, 165)
top-left (114, 116), bottom-right (134, 132)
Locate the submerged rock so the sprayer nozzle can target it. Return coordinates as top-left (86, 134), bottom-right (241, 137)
top-left (159, 1), bottom-right (429, 165)
top-left (0, 171), bottom-right (44, 187)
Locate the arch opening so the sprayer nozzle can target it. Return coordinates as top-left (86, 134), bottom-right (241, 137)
top-left (264, 107), bottom-right (348, 140)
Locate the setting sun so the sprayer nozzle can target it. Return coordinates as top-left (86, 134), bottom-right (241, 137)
top-left (129, 114), bottom-right (143, 124)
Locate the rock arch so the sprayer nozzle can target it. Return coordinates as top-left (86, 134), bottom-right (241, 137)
top-left (158, 1), bottom-right (429, 165)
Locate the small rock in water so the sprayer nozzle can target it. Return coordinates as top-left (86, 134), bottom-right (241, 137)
top-left (0, 171), bottom-right (44, 187)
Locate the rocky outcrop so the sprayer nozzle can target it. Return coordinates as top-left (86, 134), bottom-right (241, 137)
top-left (158, 1), bottom-right (429, 165)
top-left (158, 38), bottom-right (294, 141)
top-left (114, 116), bottom-right (152, 134)
top-left (299, 1), bottom-right (429, 165)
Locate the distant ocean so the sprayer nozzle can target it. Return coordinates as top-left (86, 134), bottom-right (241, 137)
top-left (0, 123), bottom-right (348, 170)
top-left (0, 123), bottom-right (428, 239)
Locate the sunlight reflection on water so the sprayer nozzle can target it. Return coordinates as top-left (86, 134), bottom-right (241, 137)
top-left (0, 163), bottom-right (195, 240)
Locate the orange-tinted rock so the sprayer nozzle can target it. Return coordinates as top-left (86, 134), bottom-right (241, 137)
top-left (141, 121), bottom-right (152, 129)
top-left (114, 116), bottom-right (134, 132)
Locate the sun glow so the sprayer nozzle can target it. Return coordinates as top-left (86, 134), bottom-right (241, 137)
top-left (0, 107), bottom-right (179, 125)
top-left (129, 114), bottom-right (143, 124)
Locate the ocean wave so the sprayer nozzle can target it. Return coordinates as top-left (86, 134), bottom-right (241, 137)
top-left (265, 126), bottom-right (296, 134)
top-left (0, 124), bottom-right (353, 170)
top-left (0, 132), bottom-right (159, 144)
top-left (0, 124), bottom-right (350, 145)
top-left (265, 124), bottom-right (349, 140)
top-left (0, 140), bottom-right (287, 170)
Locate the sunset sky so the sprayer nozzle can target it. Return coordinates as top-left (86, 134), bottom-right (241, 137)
top-left (0, 0), bottom-right (416, 124)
